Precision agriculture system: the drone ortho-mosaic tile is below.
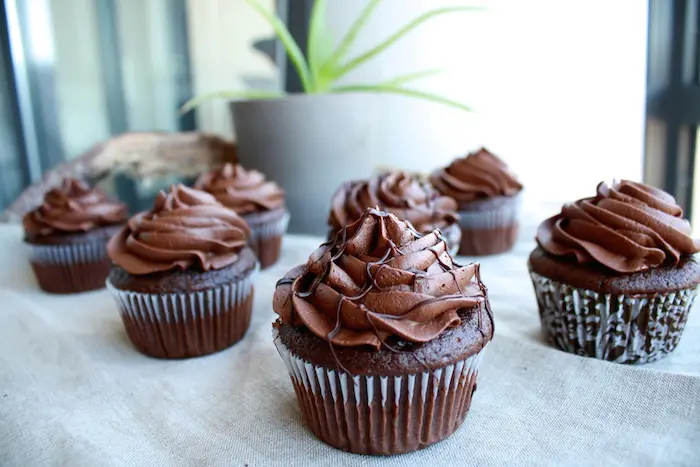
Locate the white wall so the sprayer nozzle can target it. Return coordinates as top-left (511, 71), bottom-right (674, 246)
top-left (186, 0), bottom-right (280, 138)
top-left (321, 0), bottom-right (648, 204)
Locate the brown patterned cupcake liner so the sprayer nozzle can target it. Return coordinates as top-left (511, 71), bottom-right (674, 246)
top-left (530, 271), bottom-right (696, 364)
top-left (274, 331), bottom-right (486, 456)
top-left (457, 193), bottom-right (521, 256)
top-left (106, 267), bottom-right (257, 359)
top-left (27, 241), bottom-right (112, 294)
top-left (246, 211), bottom-right (290, 269)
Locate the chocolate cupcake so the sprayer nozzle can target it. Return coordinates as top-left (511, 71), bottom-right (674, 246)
top-left (195, 163), bottom-right (288, 269)
top-left (430, 147), bottom-right (523, 256)
top-left (529, 180), bottom-right (700, 364)
top-left (273, 207), bottom-right (493, 455)
top-left (23, 178), bottom-right (127, 294)
top-left (328, 171), bottom-right (461, 255)
top-left (106, 185), bottom-right (257, 359)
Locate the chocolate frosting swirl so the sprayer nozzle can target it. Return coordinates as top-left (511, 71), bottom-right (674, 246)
top-left (430, 147), bottom-right (522, 202)
top-left (23, 178), bottom-right (127, 238)
top-left (329, 172), bottom-right (458, 233)
top-left (537, 180), bottom-right (700, 273)
top-left (108, 185), bottom-right (251, 275)
top-left (274, 208), bottom-right (492, 350)
top-left (195, 163), bottom-right (285, 215)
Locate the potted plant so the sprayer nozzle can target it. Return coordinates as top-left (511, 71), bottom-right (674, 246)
top-left (183, 0), bottom-right (477, 234)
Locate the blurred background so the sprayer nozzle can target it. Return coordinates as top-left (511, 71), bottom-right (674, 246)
top-left (0, 0), bottom-right (696, 231)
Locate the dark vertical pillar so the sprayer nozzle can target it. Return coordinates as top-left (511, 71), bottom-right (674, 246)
top-left (646, 0), bottom-right (700, 215)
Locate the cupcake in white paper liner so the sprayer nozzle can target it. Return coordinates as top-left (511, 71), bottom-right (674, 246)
top-left (23, 178), bottom-right (127, 294)
top-left (107, 184), bottom-right (258, 359)
top-left (195, 163), bottom-right (289, 269)
top-left (429, 148), bottom-right (523, 256)
top-left (272, 208), bottom-right (494, 455)
top-left (530, 179), bottom-right (700, 364)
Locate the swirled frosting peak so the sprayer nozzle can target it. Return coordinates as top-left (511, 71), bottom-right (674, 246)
top-left (537, 180), bottom-right (700, 273)
top-left (108, 184), bottom-right (251, 275)
top-left (274, 207), bottom-right (492, 349)
top-left (329, 172), bottom-right (458, 233)
top-left (195, 163), bottom-right (285, 215)
top-left (23, 178), bottom-right (127, 238)
top-left (430, 147), bottom-right (522, 202)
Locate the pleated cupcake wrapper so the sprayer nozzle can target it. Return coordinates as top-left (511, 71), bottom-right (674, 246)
top-left (530, 271), bottom-right (696, 364)
top-left (440, 223), bottom-right (462, 257)
top-left (274, 333), bottom-right (486, 455)
top-left (27, 241), bottom-right (107, 266)
top-left (106, 264), bottom-right (258, 358)
top-left (247, 211), bottom-right (290, 242)
top-left (457, 193), bottom-right (522, 230)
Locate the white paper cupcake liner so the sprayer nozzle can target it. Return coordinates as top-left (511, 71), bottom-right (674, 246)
top-left (245, 211), bottom-right (290, 269)
top-left (438, 222), bottom-right (461, 257)
top-left (274, 331), bottom-right (486, 455)
top-left (247, 211), bottom-right (290, 242)
top-left (530, 271), bottom-right (696, 364)
top-left (457, 192), bottom-right (522, 230)
top-left (27, 241), bottom-right (107, 266)
top-left (106, 265), bottom-right (257, 358)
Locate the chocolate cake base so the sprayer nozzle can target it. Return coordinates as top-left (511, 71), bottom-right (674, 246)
top-left (107, 251), bottom-right (257, 359)
top-left (528, 246), bottom-right (700, 294)
top-left (273, 306), bottom-right (492, 455)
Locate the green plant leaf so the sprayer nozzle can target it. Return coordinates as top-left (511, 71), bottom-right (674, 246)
top-left (332, 84), bottom-right (472, 112)
top-left (380, 69), bottom-right (442, 87)
top-left (180, 90), bottom-right (284, 114)
top-left (307, 0), bottom-right (334, 91)
top-left (334, 6), bottom-right (482, 81)
top-left (243, 0), bottom-right (313, 92)
top-left (322, 0), bottom-right (383, 75)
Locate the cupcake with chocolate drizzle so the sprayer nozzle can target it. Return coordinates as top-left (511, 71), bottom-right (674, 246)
top-left (328, 171), bottom-right (461, 255)
top-left (273, 207), bottom-right (493, 455)
top-left (195, 163), bottom-right (288, 268)
top-left (430, 147), bottom-right (523, 256)
top-left (23, 178), bottom-right (127, 294)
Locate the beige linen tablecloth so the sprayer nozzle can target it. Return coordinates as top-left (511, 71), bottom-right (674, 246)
top-left (1, 219), bottom-right (699, 467)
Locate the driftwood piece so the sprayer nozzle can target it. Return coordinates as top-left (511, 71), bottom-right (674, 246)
top-left (2, 132), bottom-right (237, 223)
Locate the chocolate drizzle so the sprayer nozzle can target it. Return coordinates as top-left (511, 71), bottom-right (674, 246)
top-left (273, 207), bottom-right (493, 373)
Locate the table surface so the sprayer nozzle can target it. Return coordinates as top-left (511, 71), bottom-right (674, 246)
top-left (1, 211), bottom-right (699, 467)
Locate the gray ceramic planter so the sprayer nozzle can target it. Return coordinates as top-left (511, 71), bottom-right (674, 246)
top-left (231, 94), bottom-right (380, 235)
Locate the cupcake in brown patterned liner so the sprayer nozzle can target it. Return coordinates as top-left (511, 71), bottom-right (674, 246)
top-left (328, 171), bottom-right (462, 256)
top-left (195, 163), bottom-right (288, 269)
top-left (273, 207), bottom-right (493, 455)
top-left (23, 178), bottom-right (127, 294)
top-left (430, 147), bottom-right (523, 256)
top-left (529, 180), bottom-right (700, 364)
top-left (106, 185), bottom-right (258, 359)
